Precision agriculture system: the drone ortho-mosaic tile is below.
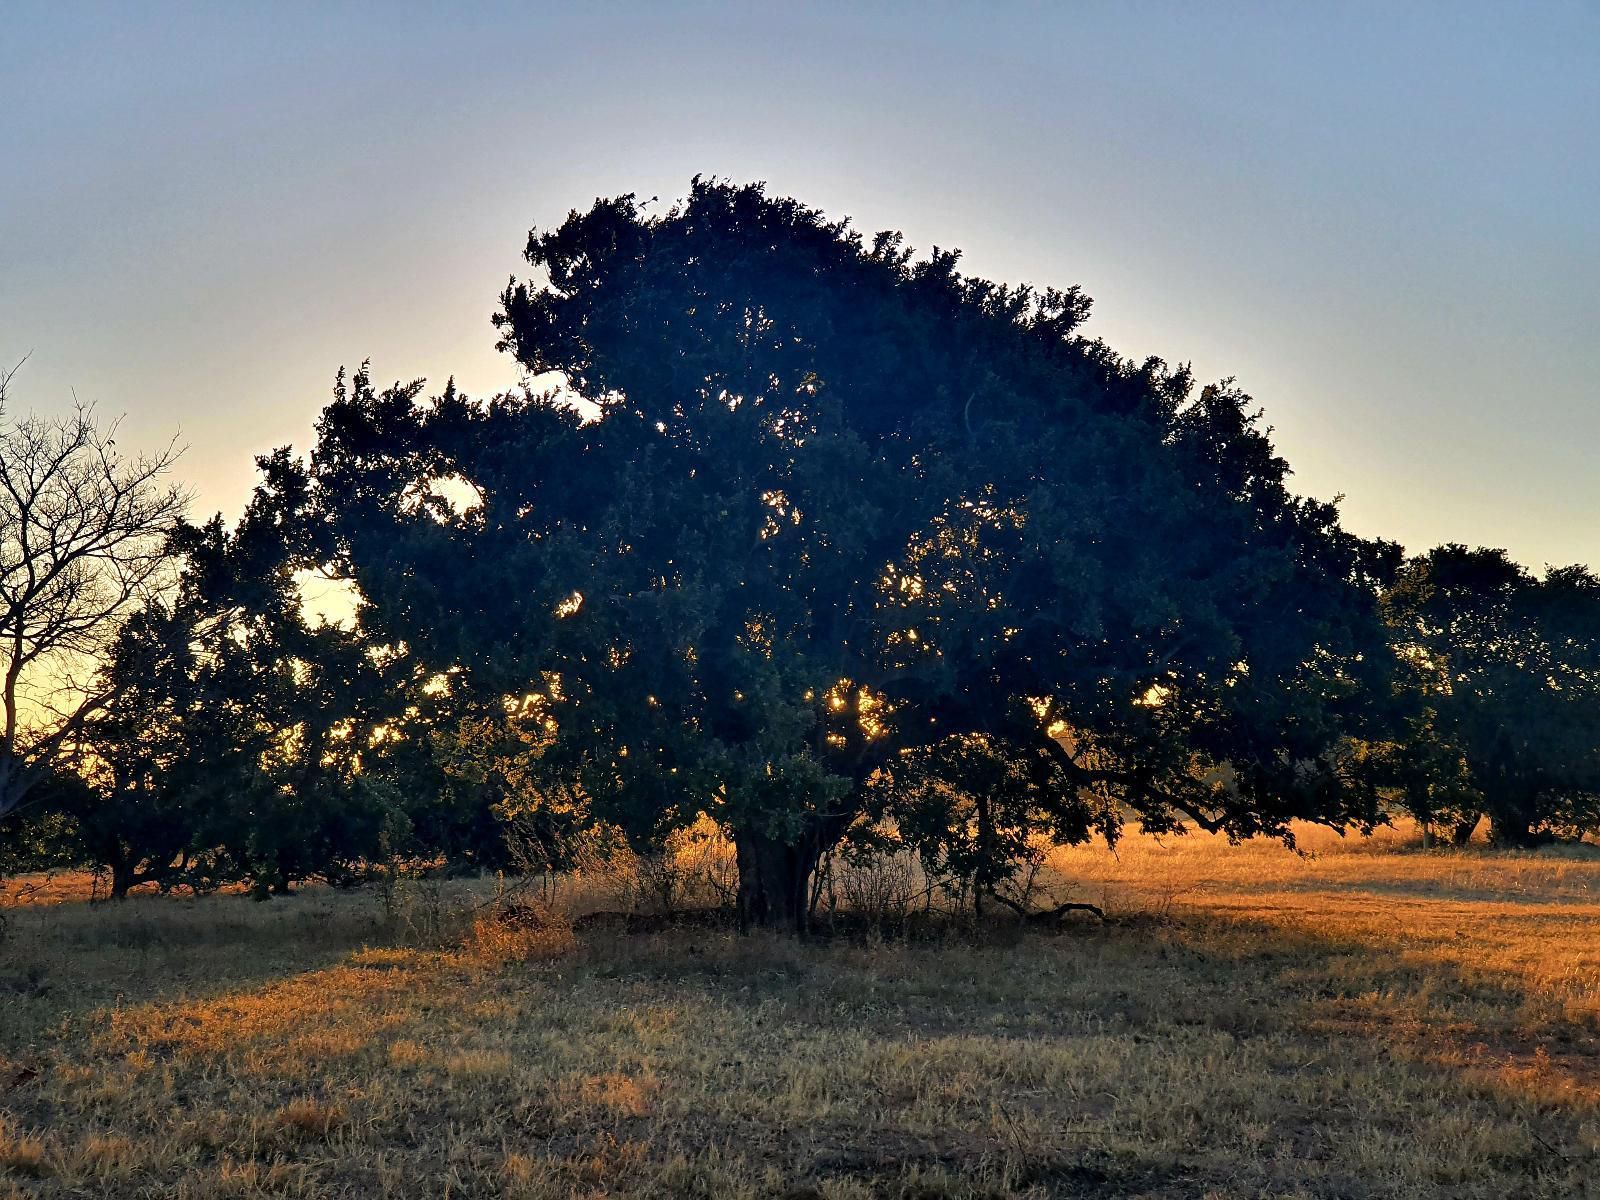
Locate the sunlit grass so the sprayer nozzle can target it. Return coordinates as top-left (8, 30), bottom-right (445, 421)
top-left (3, 822), bottom-right (1599, 1197)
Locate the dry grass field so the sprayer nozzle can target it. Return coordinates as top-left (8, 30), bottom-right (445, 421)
top-left (4, 823), bottom-right (1600, 1199)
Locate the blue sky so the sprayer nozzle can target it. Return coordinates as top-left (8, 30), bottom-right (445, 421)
top-left (3, 2), bottom-right (1596, 568)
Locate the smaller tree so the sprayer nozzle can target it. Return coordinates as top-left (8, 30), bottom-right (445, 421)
top-left (164, 462), bottom-right (406, 898)
top-left (67, 600), bottom-right (270, 897)
top-left (1383, 545), bottom-right (1600, 847)
top-left (59, 452), bottom-right (414, 899)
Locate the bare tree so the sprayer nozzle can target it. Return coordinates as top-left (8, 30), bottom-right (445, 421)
top-left (0, 359), bottom-right (188, 819)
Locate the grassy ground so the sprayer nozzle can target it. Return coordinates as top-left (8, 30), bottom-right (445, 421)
top-left (3, 824), bottom-right (1600, 1199)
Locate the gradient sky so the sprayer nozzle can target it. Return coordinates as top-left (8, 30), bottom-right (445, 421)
top-left (4, 2), bottom-right (1597, 570)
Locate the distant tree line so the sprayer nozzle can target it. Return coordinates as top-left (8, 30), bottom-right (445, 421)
top-left (4, 180), bottom-right (1598, 924)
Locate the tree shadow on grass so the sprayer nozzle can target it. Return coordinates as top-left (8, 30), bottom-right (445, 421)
top-left (1174, 908), bottom-right (1600, 1106)
top-left (5, 897), bottom-right (1599, 1199)
top-left (0, 888), bottom-right (392, 1053)
top-left (573, 903), bottom-right (1600, 1086)
top-left (564, 908), bottom-right (1600, 1195)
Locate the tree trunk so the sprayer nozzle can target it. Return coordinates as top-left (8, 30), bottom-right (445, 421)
top-left (110, 857), bottom-right (138, 901)
top-left (1490, 811), bottom-right (1544, 849)
top-left (0, 751), bottom-right (36, 822)
top-left (734, 830), bottom-right (818, 933)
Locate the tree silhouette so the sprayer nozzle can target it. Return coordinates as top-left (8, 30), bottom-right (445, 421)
top-left (306, 181), bottom-right (1396, 928)
top-left (1382, 545), bottom-right (1600, 846)
top-left (59, 451), bottom-right (414, 898)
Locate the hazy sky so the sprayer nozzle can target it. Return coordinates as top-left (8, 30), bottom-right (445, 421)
top-left (4, 2), bottom-right (1597, 569)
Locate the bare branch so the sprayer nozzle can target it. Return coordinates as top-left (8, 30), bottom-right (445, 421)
top-left (0, 367), bottom-right (188, 817)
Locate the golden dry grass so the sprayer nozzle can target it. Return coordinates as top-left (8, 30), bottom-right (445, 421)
top-left (3, 822), bottom-right (1600, 1198)
top-left (2, 872), bottom-right (101, 908)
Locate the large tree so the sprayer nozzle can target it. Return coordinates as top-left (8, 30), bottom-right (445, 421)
top-left (0, 362), bottom-right (188, 822)
top-left (310, 180), bottom-right (1395, 927)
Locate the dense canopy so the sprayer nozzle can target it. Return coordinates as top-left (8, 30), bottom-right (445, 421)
top-left (305, 180), bottom-right (1399, 926)
top-left (1381, 545), bottom-right (1600, 847)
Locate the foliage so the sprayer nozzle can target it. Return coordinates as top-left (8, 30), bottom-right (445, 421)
top-left (308, 179), bottom-right (1398, 926)
top-left (1380, 544), bottom-right (1600, 846)
top-left (46, 455), bottom-right (421, 897)
top-left (63, 599), bottom-right (263, 897)
top-left (0, 793), bottom-right (85, 876)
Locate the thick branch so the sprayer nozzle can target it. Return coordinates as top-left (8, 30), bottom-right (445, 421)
top-left (985, 888), bottom-right (1106, 922)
